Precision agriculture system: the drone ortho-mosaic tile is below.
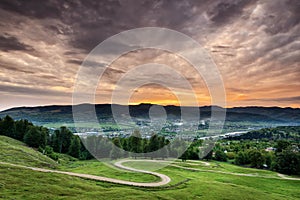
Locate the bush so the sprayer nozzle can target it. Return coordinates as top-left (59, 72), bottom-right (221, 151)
top-left (214, 150), bottom-right (227, 162)
top-left (273, 148), bottom-right (300, 175)
top-left (248, 150), bottom-right (265, 168)
top-left (235, 151), bottom-right (249, 165)
top-left (226, 152), bottom-right (235, 160)
top-left (49, 152), bottom-right (59, 161)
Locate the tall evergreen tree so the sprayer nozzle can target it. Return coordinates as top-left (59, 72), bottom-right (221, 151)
top-left (60, 126), bottom-right (73, 153)
top-left (129, 130), bottom-right (142, 158)
top-left (68, 136), bottom-right (81, 158)
top-left (15, 119), bottom-right (32, 141)
top-left (0, 115), bottom-right (16, 137)
top-left (149, 133), bottom-right (159, 158)
top-left (23, 126), bottom-right (41, 148)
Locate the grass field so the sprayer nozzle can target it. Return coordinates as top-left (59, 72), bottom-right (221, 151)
top-left (58, 160), bottom-right (160, 183)
top-left (0, 136), bottom-right (57, 168)
top-left (0, 136), bottom-right (299, 200)
top-left (172, 161), bottom-right (279, 177)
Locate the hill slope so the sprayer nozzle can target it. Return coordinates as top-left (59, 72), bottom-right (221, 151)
top-left (0, 136), bottom-right (299, 199)
top-left (0, 136), bottom-right (57, 168)
top-left (1, 159), bottom-right (300, 200)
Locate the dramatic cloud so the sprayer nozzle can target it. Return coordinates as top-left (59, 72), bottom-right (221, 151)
top-left (0, 35), bottom-right (35, 52)
top-left (0, 0), bottom-right (299, 110)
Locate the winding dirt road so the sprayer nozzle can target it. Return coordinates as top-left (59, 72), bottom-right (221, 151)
top-left (0, 161), bottom-right (171, 187)
top-left (168, 163), bottom-right (300, 180)
top-left (1, 160), bottom-right (299, 188)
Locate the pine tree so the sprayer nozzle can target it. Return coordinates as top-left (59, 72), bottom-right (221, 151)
top-left (129, 130), bottom-right (142, 158)
top-left (23, 126), bottom-right (41, 148)
top-left (68, 136), bottom-right (81, 158)
top-left (1, 115), bottom-right (16, 137)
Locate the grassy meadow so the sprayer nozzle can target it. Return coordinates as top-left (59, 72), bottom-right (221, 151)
top-left (0, 136), bottom-right (299, 200)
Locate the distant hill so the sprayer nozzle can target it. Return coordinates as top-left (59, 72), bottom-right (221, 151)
top-left (227, 126), bottom-right (300, 141)
top-left (0, 104), bottom-right (299, 125)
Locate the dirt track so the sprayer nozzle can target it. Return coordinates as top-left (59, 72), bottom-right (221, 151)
top-left (1, 160), bottom-right (299, 188)
top-left (0, 161), bottom-right (171, 187)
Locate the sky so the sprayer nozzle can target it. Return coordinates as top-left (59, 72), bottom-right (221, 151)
top-left (0, 0), bottom-right (299, 111)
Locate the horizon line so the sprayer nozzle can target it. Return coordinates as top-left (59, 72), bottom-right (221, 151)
top-left (1, 102), bottom-right (299, 112)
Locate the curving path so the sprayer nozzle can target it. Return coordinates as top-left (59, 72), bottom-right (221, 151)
top-left (1, 160), bottom-right (299, 187)
top-left (169, 163), bottom-right (300, 180)
top-left (114, 160), bottom-right (171, 186)
top-left (174, 160), bottom-right (210, 166)
top-left (277, 173), bottom-right (300, 180)
top-left (0, 161), bottom-right (171, 187)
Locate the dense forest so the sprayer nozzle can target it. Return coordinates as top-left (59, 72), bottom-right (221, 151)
top-left (0, 115), bottom-right (299, 175)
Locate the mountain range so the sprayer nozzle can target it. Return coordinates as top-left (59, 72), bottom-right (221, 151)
top-left (0, 104), bottom-right (299, 125)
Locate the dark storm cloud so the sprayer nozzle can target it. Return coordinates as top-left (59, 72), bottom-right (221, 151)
top-left (0, 0), bottom-right (61, 19)
top-left (213, 45), bottom-right (231, 49)
top-left (0, 0), bottom-right (284, 51)
top-left (0, 0), bottom-right (203, 52)
top-left (67, 59), bottom-right (107, 68)
top-left (64, 51), bottom-right (79, 55)
top-left (66, 0), bottom-right (242, 51)
top-left (103, 67), bottom-right (126, 78)
top-left (212, 0), bottom-right (300, 87)
top-left (261, 0), bottom-right (300, 35)
top-left (0, 0), bottom-right (299, 108)
top-left (0, 62), bottom-right (34, 74)
top-left (207, 0), bottom-right (257, 24)
top-left (0, 35), bottom-right (34, 52)
top-left (63, 0), bottom-right (196, 52)
top-left (0, 84), bottom-right (69, 96)
top-left (1, 0), bottom-right (298, 51)
top-left (67, 59), bottom-right (83, 65)
top-left (221, 53), bottom-right (235, 57)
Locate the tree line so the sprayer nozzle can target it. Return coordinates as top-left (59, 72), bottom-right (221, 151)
top-left (210, 138), bottom-right (300, 175)
top-left (228, 126), bottom-right (300, 142)
top-left (0, 115), bottom-right (198, 161)
top-left (0, 115), bottom-right (83, 160)
top-left (1, 115), bottom-right (299, 175)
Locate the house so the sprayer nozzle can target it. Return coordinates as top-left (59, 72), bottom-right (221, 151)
top-left (265, 147), bottom-right (276, 152)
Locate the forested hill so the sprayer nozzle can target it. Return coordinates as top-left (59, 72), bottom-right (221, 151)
top-left (0, 104), bottom-right (299, 124)
top-left (228, 126), bottom-right (300, 142)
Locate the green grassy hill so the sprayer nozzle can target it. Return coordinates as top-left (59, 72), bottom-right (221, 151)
top-left (0, 136), bottom-right (57, 168)
top-left (0, 136), bottom-right (299, 200)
